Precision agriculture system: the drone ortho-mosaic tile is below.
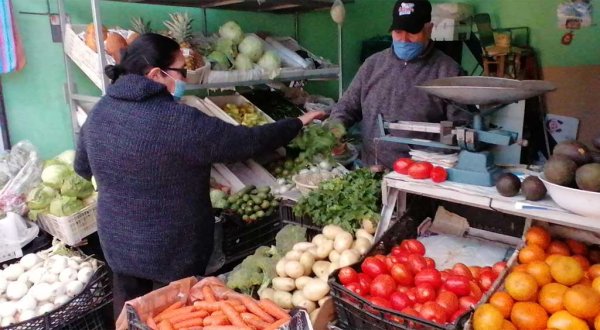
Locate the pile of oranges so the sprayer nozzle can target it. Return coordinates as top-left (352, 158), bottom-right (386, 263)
top-left (473, 225), bottom-right (600, 330)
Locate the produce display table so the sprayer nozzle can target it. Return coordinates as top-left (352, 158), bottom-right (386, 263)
top-left (376, 172), bottom-right (599, 240)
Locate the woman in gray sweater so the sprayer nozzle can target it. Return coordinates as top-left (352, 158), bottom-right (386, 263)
top-left (74, 33), bottom-right (323, 318)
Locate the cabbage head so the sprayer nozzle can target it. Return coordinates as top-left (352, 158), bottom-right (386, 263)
top-left (55, 150), bottom-right (76, 167)
top-left (49, 196), bottom-right (84, 217)
top-left (214, 37), bottom-right (237, 60)
top-left (41, 164), bottom-right (71, 189)
top-left (208, 51), bottom-right (232, 71)
top-left (258, 51), bottom-right (282, 71)
top-left (28, 208), bottom-right (48, 221)
top-left (218, 21), bottom-right (244, 45)
top-left (238, 35), bottom-right (264, 62)
top-left (61, 173), bottom-right (94, 199)
top-left (26, 185), bottom-right (58, 210)
top-left (234, 54), bottom-right (254, 71)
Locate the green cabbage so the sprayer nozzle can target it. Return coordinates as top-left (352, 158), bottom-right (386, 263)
top-left (207, 51), bottom-right (232, 71)
top-left (28, 208), bottom-right (48, 221)
top-left (238, 35), bottom-right (264, 62)
top-left (56, 150), bottom-right (76, 167)
top-left (61, 173), bottom-right (94, 199)
top-left (214, 37), bottom-right (237, 60)
top-left (49, 196), bottom-right (84, 217)
top-left (258, 51), bottom-right (281, 71)
top-left (218, 21), bottom-right (244, 45)
top-left (26, 185), bottom-right (58, 210)
top-left (41, 164), bottom-right (71, 189)
top-left (234, 54), bottom-right (254, 71)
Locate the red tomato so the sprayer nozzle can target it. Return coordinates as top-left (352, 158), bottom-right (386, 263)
top-left (400, 239), bottom-right (426, 256)
top-left (469, 281), bottom-right (483, 301)
top-left (385, 255), bottom-right (400, 271)
top-left (393, 158), bottom-right (414, 175)
top-left (424, 257), bottom-right (436, 269)
top-left (338, 267), bottom-right (359, 285)
top-left (397, 285), bottom-right (410, 293)
top-left (468, 266), bottom-right (482, 279)
top-left (368, 296), bottom-right (392, 309)
top-left (451, 263), bottom-right (473, 279)
top-left (344, 282), bottom-right (364, 296)
top-left (430, 166), bottom-right (448, 183)
top-left (481, 266), bottom-right (493, 274)
top-left (450, 308), bottom-right (469, 323)
top-left (361, 257), bottom-right (387, 278)
top-left (407, 254), bottom-right (428, 274)
top-left (477, 270), bottom-right (496, 291)
top-left (390, 263), bottom-right (414, 286)
top-left (436, 291), bottom-right (459, 317)
top-left (374, 255), bottom-right (387, 264)
top-left (406, 287), bottom-right (418, 305)
top-left (443, 274), bottom-right (471, 296)
top-left (390, 246), bottom-right (405, 257)
top-left (458, 296), bottom-right (478, 310)
top-left (357, 273), bottom-right (372, 293)
top-left (492, 261), bottom-right (507, 275)
top-left (408, 162), bottom-right (434, 180)
top-left (415, 268), bottom-right (442, 289)
top-left (369, 274), bottom-right (396, 298)
top-left (440, 270), bottom-right (451, 282)
top-left (413, 303), bottom-right (423, 313)
top-left (419, 301), bottom-right (447, 324)
top-left (415, 283), bottom-right (437, 303)
top-left (389, 291), bottom-right (412, 311)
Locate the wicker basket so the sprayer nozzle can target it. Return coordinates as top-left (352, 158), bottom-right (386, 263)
top-left (292, 172), bottom-right (340, 196)
top-left (37, 203), bottom-right (98, 246)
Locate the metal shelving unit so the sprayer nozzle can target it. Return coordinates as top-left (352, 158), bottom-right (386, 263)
top-left (58, 0), bottom-right (349, 142)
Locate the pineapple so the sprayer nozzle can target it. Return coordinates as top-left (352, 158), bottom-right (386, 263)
top-left (127, 17), bottom-right (152, 45)
top-left (163, 12), bottom-right (197, 70)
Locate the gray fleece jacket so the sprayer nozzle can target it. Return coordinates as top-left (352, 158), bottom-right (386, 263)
top-left (330, 44), bottom-right (469, 168)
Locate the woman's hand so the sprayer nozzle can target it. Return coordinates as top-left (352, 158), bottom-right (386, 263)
top-left (298, 111), bottom-right (327, 126)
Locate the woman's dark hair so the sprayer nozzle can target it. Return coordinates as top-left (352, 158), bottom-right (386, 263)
top-left (104, 33), bottom-right (180, 83)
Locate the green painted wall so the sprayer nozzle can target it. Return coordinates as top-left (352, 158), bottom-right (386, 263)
top-left (2, 0), bottom-right (599, 158)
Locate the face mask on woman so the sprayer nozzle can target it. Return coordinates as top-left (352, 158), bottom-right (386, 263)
top-left (161, 70), bottom-right (187, 101)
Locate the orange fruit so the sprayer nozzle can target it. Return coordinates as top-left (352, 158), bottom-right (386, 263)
top-left (566, 239), bottom-right (588, 256)
top-left (520, 244), bottom-right (547, 264)
top-left (547, 310), bottom-right (591, 330)
top-left (563, 284), bottom-right (600, 319)
top-left (595, 313), bottom-right (600, 330)
top-left (593, 277), bottom-right (600, 294)
top-left (489, 291), bottom-right (514, 318)
top-left (527, 261), bottom-right (553, 286)
top-left (525, 226), bottom-right (551, 250)
top-left (510, 302), bottom-right (548, 330)
top-left (545, 254), bottom-right (563, 266)
top-left (572, 255), bottom-right (591, 270)
top-left (513, 264), bottom-right (528, 273)
top-left (547, 240), bottom-right (571, 256)
top-left (550, 256), bottom-right (585, 286)
top-left (501, 320), bottom-right (517, 330)
top-left (473, 303), bottom-right (504, 330)
top-left (538, 282), bottom-right (568, 314)
top-left (588, 264), bottom-right (600, 279)
top-left (505, 271), bottom-right (538, 301)
top-left (578, 276), bottom-right (593, 287)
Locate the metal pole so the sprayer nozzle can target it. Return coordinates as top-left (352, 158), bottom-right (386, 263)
top-left (91, 0), bottom-right (109, 94)
top-left (338, 24), bottom-right (343, 99)
top-left (294, 12), bottom-right (299, 42)
top-left (58, 0), bottom-right (81, 142)
top-left (203, 8), bottom-right (208, 36)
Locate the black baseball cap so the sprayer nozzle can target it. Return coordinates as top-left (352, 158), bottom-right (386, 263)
top-left (389, 0), bottom-right (432, 34)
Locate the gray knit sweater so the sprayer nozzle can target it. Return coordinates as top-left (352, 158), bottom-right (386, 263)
top-left (330, 44), bottom-right (469, 168)
top-left (74, 74), bottom-right (302, 282)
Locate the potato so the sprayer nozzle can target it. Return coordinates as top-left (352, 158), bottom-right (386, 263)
top-left (334, 232), bottom-right (353, 252)
top-left (295, 276), bottom-right (312, 291)
top-left (302, 278), bottom-right (330, 302)
top-left (312, 261), bottom-right (331, 280)
top-left (276, 259), bottom-right (288, 278)
top-left (273, 291), bottom-right (293, 309)
top-left (315, 239), bottom-right (334, 260)
top-left (353, 237), bottom-right (372, 255)
top-left (299, 252), bottom-right (316, 276)
top-left (322, 225), bottom-right (344, 240)
top-left (285, 250), bottom-right (302, 261)
top-left (328, 250), bottom-right (341, 263)
top-left (258, 288), bottom-right (275, 301)
top-left (285, 261), bottom-right (304, 279)
top-left (272, 277), bottom-right (295, 292)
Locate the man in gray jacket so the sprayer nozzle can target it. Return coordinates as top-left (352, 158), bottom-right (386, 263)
top-left (330, 0), bottom-right (469, 169)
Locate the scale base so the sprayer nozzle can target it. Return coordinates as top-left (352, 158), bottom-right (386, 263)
top-left (447, 150), bottom-right (502, 187)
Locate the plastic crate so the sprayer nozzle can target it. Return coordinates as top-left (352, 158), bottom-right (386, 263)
top-left (221, 211), bottom-right (282, 258)
top-left (2, 262), bottom-right (112, 330)
top-left (329, 197), bottom-right (524, 330)
top-left (61, 304), bottom-right (110, 330)
top-left (37, 203), bottom-right (97, 246)
top-left (279, 199), bottom-right (322, 241)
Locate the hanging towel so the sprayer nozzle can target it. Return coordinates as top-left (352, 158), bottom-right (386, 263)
top-left (0, 0), bottom-right (26, 73)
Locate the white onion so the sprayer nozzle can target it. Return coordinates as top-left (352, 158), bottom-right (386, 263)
top-left (4, 264), bottom-right (25, 281)
top-left (16, 295), bottom-right (37, 312)
top-left (18, 309), bottom-right (36, 322)
top-left (20, 254), bottom-right (41, 270)
top-left (6, 281), bottom-right (28, 300)
top-left (66, 281), bottom-right (84, 297)
top-left (53, 295), bottom-right (70, 306)
top-left (59, 268), bottom-right (77, 283)
top-left (77, 267), bottom-right (94, 283)
top-left (31, 283), bottom-right (53, 302)
top-left (37, 302), bottom-right (55, 315)
top-left (0, 301), bottom-right (17, 317)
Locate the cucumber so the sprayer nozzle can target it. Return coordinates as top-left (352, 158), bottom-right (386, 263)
top-left (257, 186), bottom-right (271, 194)
top-left (256, 210), bottom-right (265, 218)
top-left (242, 214), bottom-right (250, 222)
top-left (247, 201), bottom-right (255, 207)
top-left (244, 206), bottom-right (254, 214)
top-left (237, 185), bottom-right (256, 196)
top-left (242, 195), bottom-right (250, 202)
top-left (256, 192), bottom-right (268, 200)
top-left (250, 196), bottom-right (262, 204)
top-left (250, 189), bottom-right (259, 195)
top-left (270, 200), bottom-right (280, 208)
top-left (249, 214), bottom-right (257, 222)
top-left (227, 196), bottom-right (237, 203)
top-left (253, 205), bottom-right (261, 212)
top-left (261, 200), bottom-right (271, 210)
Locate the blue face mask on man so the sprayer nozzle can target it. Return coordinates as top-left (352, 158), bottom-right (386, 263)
top-left (392, 40), bottom-right (424, 61)
top-left (162, 70), bottom-right (187, 101)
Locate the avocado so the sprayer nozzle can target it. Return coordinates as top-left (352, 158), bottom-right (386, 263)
top-left (522, 176), bottom-right (547, 201)
top-left (553, 140), bottom-right (592, 166)
top-left (575, 163), bottom-right (600, 192)
top-left (496, 173), bottom-right (521, 197)
top-left (544, 156), bottom-right (578, 186)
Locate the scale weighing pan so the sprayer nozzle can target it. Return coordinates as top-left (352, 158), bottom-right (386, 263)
top-left (417, 76), bottom-right (556, 105)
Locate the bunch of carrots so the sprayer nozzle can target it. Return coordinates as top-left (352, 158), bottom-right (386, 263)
top-left (145, 285), bottom-right (291, 330)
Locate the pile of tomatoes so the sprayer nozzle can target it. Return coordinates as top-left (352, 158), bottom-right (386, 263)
top-left (393, 158), bottom-right (448, 183)
top-left (473, 226), bottom-right (600, 330)
top-left (336, 238), bottom-right (507, 326)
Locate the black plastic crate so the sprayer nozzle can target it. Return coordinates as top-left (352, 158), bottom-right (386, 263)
top-left (3, 263), bottom-right (112, 330)
top-left (328, 196), bottom-right (525, 330)
top-left (61, 304), bottom-right (110, 330)
top-left (221, 211), bottom-right (282, 258)
top-left (279, 199), bottom-right (322, 229)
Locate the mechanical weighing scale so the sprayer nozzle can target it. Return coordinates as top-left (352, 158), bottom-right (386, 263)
top-left (376, 76), bottom-right (556, 186)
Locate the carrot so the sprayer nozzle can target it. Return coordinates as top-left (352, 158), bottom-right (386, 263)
top-left (155, 306), bottom-right (196, 323)
top-left (146, 317), bottom-right (158, 330)
top-left (157, 320), bottom-right (175, 330)
top-left (156, 301), bottom-right (184, 319)
top-left (263, 318), bottom-right (291, 330)
top-left (193, 301), bottom-right (222, 312)
top-left (178, 327), bottom-right (203, 330)
top-left (211, 310), bottom-right (225, 317)
top-left (258, 299), bottom-right (290, 321)
top-left (203, 326), bottom-right (253, 330)
top-left (225, 299), bottom-right (242, 306)
top-left (203, 314), bottom-right (229, 326)
top-left (173, 318), bottom-right (204, 329)
top-left (221, 301), bottom-right (247, 327)
top-left (203, 285), bottom-right (217, 302)
top-left (239, 296), bottom-right (275, 323)
top-left (233, 305), bottom-right (246, 313)
top-left (241, 312), bottom-right (270, 329)
top-left (168, 311), bottom-right (208, 324)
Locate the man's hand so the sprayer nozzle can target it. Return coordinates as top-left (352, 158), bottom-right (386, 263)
top-left (298, 111), bottom-right (327, 126)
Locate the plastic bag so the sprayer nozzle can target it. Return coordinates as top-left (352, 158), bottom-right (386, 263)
top-left (0, 141), bottom-right (43, 216)
top-left (0, 212), bottom-right (39, 262)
